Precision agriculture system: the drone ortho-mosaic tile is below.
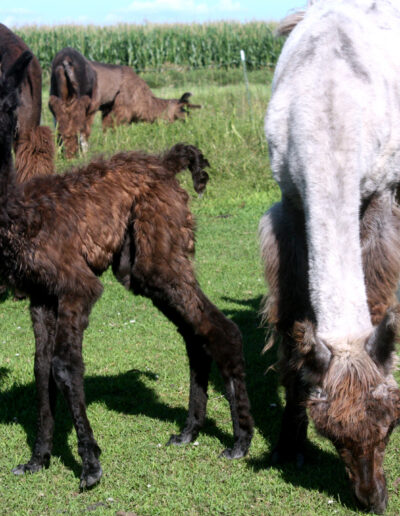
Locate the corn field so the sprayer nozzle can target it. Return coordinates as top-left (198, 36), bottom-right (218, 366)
top-left (15, 22), bottom-right (284, 73)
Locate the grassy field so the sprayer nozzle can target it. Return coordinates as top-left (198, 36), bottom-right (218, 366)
top-left (1, 70), bottom-right (400, 515)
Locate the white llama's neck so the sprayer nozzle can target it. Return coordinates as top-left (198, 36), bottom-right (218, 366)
top-left (305, 181), bottom-right (373, 341)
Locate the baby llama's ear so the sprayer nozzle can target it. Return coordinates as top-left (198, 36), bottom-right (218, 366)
top-left (0, 51), bottom-right (32, 116)
top-left (4, 51), bottom-right (32, 91)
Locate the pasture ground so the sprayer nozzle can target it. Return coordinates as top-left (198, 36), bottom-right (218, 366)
top-left (0, 70), bottom-right (399, 515)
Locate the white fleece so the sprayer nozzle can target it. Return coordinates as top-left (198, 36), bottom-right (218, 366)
top-left (265, 0), bottom-right (400, 341)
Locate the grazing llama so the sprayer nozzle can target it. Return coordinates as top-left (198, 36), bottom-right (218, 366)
top-left (0, 52), bottom-right (253, 489)
top-left (49, 47), bottom-right (201, 158)
top-left (259, 0), bottom-right (400, 513)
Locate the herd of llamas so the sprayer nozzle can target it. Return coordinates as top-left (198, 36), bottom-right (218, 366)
top-left (2, 0), bottom-right (400, 513)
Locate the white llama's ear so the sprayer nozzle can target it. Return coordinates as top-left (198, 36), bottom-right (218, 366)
top-left (366, 305), bottom-right (400, 373)
top-left (293, 320), bottom-right (332, 385)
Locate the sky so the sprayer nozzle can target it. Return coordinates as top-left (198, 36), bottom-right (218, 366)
top-left (0, 1), bottom-right (302, 27)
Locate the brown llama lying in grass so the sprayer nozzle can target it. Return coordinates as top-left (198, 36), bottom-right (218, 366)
top-left (0, 23), bottom-right (54, 181)
top-left (259, 192), bottom-right (400, 512)
top-left (49, 47), bottom-right (201, 158)
top-left (1, 52), bottom-right (253, 489)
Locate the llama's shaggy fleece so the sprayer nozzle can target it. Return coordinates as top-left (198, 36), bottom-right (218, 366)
top-left (0, 52), bottom-right (253, 490)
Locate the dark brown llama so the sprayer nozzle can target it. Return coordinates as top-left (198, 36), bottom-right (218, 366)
top-left (259, 192), bottom-right (400, 513)
top-left (0, 24), bottom-right (54, 181)
top-left (0, 52), bottom-right (253, 489)
top-left (49, 47), bottom-right (201, 158)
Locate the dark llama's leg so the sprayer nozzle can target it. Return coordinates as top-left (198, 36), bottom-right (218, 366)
top-left (112, 220), bottom-right (253, 457)
top-left (83, 111), bottom-right (96, 142)
top-left (111, 91), bottom-right (131, 126)
top-left (51, 294), bottom-right (102, 489)
top-left (196, 293), bottom-right (254, 459)
top-left (264, 200), bottom-right (310, 466)
top-left (101, 111), bottom-right (115, 130)
top-left (131, 273), bottom-right (254, 458)
top-left (167, 334), bottom-right (212, 445)
top-left (13, 296), bottom-right (58, 475)
top-left (271, 367), bottom-right (308, 468)
top-left (100, 102), bottom-right (117, 131)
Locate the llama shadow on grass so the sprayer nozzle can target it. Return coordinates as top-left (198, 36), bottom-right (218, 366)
top-left (0, 297), bottom-right (354, 509)
top-left (0, 362), bottom-right (238, 480)
top-left (223, 295), bottom-right (356, 511)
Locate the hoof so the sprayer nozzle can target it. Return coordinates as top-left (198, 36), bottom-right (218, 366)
top-left (270, 447), bottom-right (305, 468)
top-left (296, 452), bottom-right (305, 469)
top-left (219, 445), bottom-right (248, 460)
top-left (12, 461), bottom-right (43, 476)
top-left (13, 289), bottom-right (27, 301)
top-left (167, 432), bottom-right (194, 446)
top-left (80, 465), bottom-right (102, 490)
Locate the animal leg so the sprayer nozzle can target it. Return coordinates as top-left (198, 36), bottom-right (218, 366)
top-left (112, 211), bottom-right (252, 458)
top-left (260, 201), bottom-right (311, 466)
top-left (13, 296), bottom-right (58, 475)
top-left (167, 334), bottom-right (212, 445)
top-left (197, 298), bottom-right (254, 459)
top-left (101, 109), bottom-right (115, 130)
top-left (131, 272), bottom-right (253, 459)
top-left (50, 294), bottom-right (102, 489)
top-left (271, 368), bottom-right (308, 467)
top-left (110, 91), bottom-right (131, 126)
top-left (79, 134), bottom-right (89, 154)
top-left (82, 110), bottom-right (96, 145)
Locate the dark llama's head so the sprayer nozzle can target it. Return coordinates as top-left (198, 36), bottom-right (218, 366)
top-left (0, 51), bottom-right (33, 140)
top-left (297, 313), bottom-right (400, 514)
top-left (48, 95), bottom-right (90, 158)
top-left (165, 92), bottom-right (202, 122)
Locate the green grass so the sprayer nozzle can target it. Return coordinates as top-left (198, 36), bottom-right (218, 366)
top-left (1, 71), bottom-right (400, 515)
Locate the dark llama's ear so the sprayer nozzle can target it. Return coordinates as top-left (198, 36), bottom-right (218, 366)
top-left (366, 305), bottom-right (400, 373)
top-left (179, 92), bottom-right (192, 103)
top-left (178, 93), bottom-right (202, 110)
top-left (182, 144), bottom-right (210, 196)
top-left (4, 51), bottom-right (32, 91)
top-left (162, 143), bottom-right (210, 196)
top-left (292, 320), bottom-right (332, 385)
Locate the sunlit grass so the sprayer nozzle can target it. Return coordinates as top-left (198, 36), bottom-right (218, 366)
top-left (1, 70), bottom-right (400, 515)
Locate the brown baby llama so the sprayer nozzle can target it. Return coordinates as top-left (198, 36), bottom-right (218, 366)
top-left (0, 52), bottom-right (253, 489)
